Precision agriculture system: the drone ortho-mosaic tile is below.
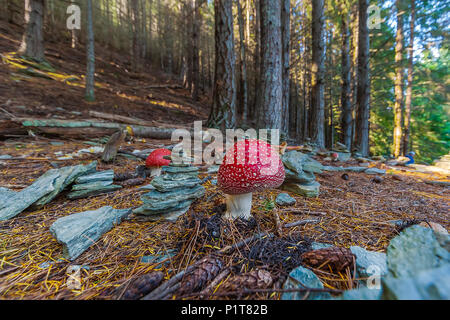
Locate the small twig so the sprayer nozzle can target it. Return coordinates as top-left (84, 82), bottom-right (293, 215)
top-left (282, 219), bottom-right (319, 229)
top-left (281, 208), bottom-right (327, 216)
top-left (272, 208), bottom-right (283, 237)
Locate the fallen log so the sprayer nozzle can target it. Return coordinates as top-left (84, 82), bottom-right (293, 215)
top-left (0, 118), bottom-right (183, 140)
top-left (88, 110), bottom-right (154, 127)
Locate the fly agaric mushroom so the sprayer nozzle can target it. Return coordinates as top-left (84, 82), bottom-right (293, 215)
top-left (145, 148), bottom-right (172, 177)
top-left (217, 139), bottom-right (285, 220)
top-left (331, 152), bottom-right (339, 162)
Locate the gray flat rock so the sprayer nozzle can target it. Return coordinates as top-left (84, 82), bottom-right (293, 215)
top-left (162, 166), bottom-right (199, 174)
top-left (284, 167), bottom-right (316, 184)
top-left (133, 199), bottom-right (194, 215)
top-left (386, 225), bottom-right (450, 278)
top-left (351, 246), bottom-right (387, 279)
top-left (34, 161), bottom-right (98, 207)
top-left (323, 166), bottom-right (345, 172)
top-left (282, 265), bottom-right (331, 300)
top-left (0, 187), bottom-right (16, 203)
top-left (67, 184), bottom-right (122, 200)
top-left (0, 162), bottom-right (96, 221)
top-left (335, 152), bottom-right (351, 161)
top-left (71, 180), bottom-right (113, 191)
top-left (151, 176), bottom-right (202, 192)
top-left (337, 287), bottom-right (382, 300)
top-left (343, 166), bottom-right (367, 173)
top-left (275, 193), bottom-right (296, 206)
top-left (50, 206), bottom-right (131, 260)
top-left (75, 170), bottom-right (114, 184)
top-left (142, 185), bottom-right (205, 203)
top-left (382, 265), bottom-right (450, 300)
top-left (282, 181), bottom-right (320, 198)
top-left (365, 168), bottom-right (386, 175)
top-left (282, 151), bottom-right (323, 174)
top-left (134, 202), bottom-right (192, 222)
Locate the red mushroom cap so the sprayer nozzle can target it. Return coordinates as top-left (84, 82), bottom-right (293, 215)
top-left (218, 139), bottom-right (285, 195)
top-left (145, 148), bottom-right (172, 168)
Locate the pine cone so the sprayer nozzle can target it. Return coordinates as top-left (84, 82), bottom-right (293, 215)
top-left (178, 257), bottom-right (223, 296)
top-left (301, 247), bottom-right (355, 272)
top-left (120, 271), bottom-right (164, 300)
top-left (219, 269), bottom-right (273, 293)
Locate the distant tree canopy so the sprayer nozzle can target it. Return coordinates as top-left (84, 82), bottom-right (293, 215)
top-left (1, 0), bottom-right (448, 163)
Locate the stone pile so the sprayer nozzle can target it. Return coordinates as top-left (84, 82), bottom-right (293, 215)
top-left (67, 169), bottom-right (122, 200)
top-left (332, 142), bottom-right (352, 162)
top-left (281, 150), bottom-right (323, 198)
top-left (133, 161), bottom-right (205, 222)
top-left (0, 161), bottom-right (97, 221)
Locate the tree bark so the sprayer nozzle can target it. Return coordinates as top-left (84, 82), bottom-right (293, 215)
top-left (403, 0), bottom-right (415, 155)
top-left (207, 0), bottom-right (237, 130)
top-left (340, 3), bottom-right (352, 149)
top-left (309, 0), bottom-right (325, 148)
top-left (191, 0), bottom-right (201, 101)
top-left (281, 0), bottom-right (291, 137)
top-left (18, 0), bottom-right (45, 62)
top-left (393, 0), bottom-right (405, 158)
top-left (85, 0), bottom-right (95, 102)
top-left (236, 0), bottom-right (249, 124)
top-left (257, 0), bottom-right (282, 130)
top-left (354, 0), bottom-right (371, 156)
top-left (130, 0), bottom-right (140, 72)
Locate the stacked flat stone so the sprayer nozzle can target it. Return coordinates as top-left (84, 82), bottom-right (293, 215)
top-left (281, 151), bottom-right (323, 198)
top-left (332, 142), bottom-right (352, 161)
top-left (133, 162), bottom-right (205, 222)
top-left (67, 170), bottom-right (122, 199)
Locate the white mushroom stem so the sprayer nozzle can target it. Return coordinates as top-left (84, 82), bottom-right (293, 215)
top-left (150, 166), bottom-right (162, 177)
top-left (224, 193), bottom-right (253, 220)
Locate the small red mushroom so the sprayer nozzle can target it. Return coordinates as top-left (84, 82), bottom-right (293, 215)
top-left (217, 139), bottom-right (285, 220)
top-left (145, 148), bottom-right (172, 177)
top-left (331, 152), bottom-right (339, 162)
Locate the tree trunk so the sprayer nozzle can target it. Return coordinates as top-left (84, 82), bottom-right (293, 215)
top-left (130, 0), bottom-right (140, 72)
top-left (191, 0), bottom-right (201, 101)
top-left (236, 0), bottom-right (249, 125)
top-left (354, 0), bottom-right (371, 156)
top-left (309, 0), bottom-right (325, 148)
top-left (85, 0), bottom-right (95, 102)
top-left (403, 0), bottom-right (415, 155)
top-left (393, 0), bottom-right (405, 158)
top-left (141, 0), bottom-right (147, 59)
top-left (207, 0), bottom-right (237, 130)
top-left (18, 0), bottom-right (45, 62)
top-left (257, 0), bottom-right (282, 130)
top-left (340, 4), bottom-right (352, 149)
top-left (281, 0), bottom-right (291, 137)
top-left (350, 2), bottom-right (359, 150)
top-left (252, 0), bottom-right (261, 125)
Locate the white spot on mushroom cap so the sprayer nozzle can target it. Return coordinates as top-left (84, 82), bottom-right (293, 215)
top-left (217, 139), bottom-right (285, 195)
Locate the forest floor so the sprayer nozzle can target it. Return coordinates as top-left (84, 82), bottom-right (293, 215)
top-left (0, 20), bottom-right (449, 300)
